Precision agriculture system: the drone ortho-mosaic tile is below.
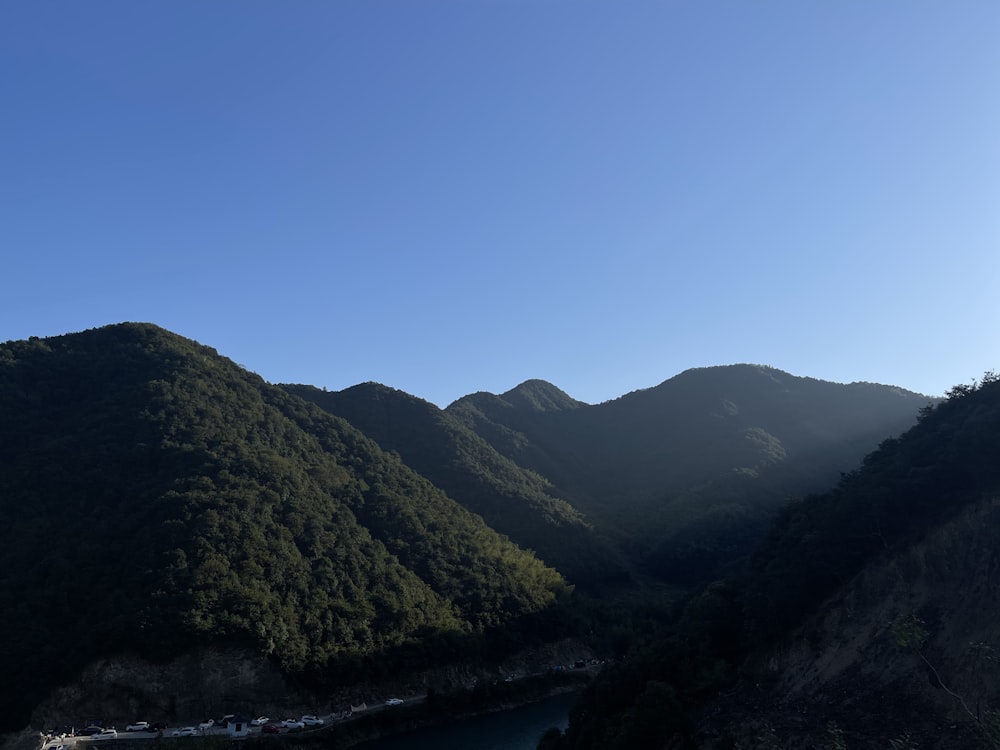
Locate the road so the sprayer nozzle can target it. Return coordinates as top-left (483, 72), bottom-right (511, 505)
top-left (39, 663), bottom-right (601, 750)
top-left (40, 699), bottom-right (422, 750)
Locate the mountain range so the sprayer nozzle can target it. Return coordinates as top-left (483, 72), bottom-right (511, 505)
top-left (0, 323), bottom-right (938, 745)
top-left (552, 373), bottom-right (1000, 749)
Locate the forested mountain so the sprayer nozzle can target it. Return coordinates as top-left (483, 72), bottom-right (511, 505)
top-left (547, 374), bottom-right (1000, 750)
top-left (287, 369), bottom-right (930, 590)
top-left (280, 382), bottom-right (629, 588)
top-left (447, 366), bottom-right (932, 584)
top-left (0, 324), bottom-right (567, 731)
top-left (0, 323), bottom-right (938, 743)
top-left (450, 365), bottom-right (929, 514)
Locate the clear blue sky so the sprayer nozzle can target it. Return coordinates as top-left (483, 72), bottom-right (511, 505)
top-left (2, 2), bottom-right (998, 407)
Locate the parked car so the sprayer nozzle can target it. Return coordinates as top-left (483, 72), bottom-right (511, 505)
top-left (171, 727), bottom-right (197, 737)
top-left (280, 719), bottom-right (304, 729)
top-left (384, 698), bottom-right (403, 707)
top-left (300, 716), bottom-right (324, 727)
top-left (250, 717), bottom-right (269, 727)
top-left (261, 725), bottom-right (281, 735)
top-left (92, 729), bottom-right (117, 741)
top-left (197, 721), bottom-right (214, 731)
top-left (77, 727), bottom-right (103, 737)
top-left (125, 722), bottom-right (149, 732)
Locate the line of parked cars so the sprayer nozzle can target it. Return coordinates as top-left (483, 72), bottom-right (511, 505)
top-left (256, 715), bottom-right (324, 733)
top-left (68, 712), bottom-right (330, 741)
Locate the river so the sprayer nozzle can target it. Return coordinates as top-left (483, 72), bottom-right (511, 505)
top-left (352, 691), bottom-right (577, 750)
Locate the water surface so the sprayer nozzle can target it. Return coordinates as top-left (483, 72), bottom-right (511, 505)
top-left (353, 691), bottom-right (576, 750)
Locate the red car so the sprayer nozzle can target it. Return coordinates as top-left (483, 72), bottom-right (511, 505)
top-left (261, 724), bottom-right (282, 735)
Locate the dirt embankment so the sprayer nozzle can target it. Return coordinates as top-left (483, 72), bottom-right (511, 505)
top-left (698, 496), bottom-right (1000, 749)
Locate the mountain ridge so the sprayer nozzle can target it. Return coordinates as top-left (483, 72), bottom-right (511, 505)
top-left (0, 322), bottom-right (943, 747)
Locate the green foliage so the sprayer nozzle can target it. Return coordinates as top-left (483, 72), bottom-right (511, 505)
top-left (892, 615), bottom-right (929, 651)
top-left (0, 324), bottom-right (568, 731)
top-left (752, 722), bottom-right (782, 750)
top-left (980, 711), bottom-right (1000, 750)
top-left (282, 382), bottom-right (628, 589)
top-left (816, 721), bottom-right (847, 750)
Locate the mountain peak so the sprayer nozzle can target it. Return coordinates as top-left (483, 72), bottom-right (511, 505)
top-left (500, 379), bottom-right (584, 412)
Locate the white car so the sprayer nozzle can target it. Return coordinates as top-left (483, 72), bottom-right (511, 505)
top-left (281, 720), bottom-right (304, 729)
top-left (197, 721), bottom-right (214, 731)
top-left (171, 727), bottom-right (198, 737)
top-left (92, 729), bottom-right (118, 741)
top-left (125, 723), bottom-right (149, 732)
top-left (250, 717), bottom-right (269, 727)
top-left (300, 716), bottom-right (324, 727)
top-left (384, 698), bottom-right (403, 707)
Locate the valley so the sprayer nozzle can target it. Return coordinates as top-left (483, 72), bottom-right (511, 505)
top-left (5, 323), bottom-right (981, 750)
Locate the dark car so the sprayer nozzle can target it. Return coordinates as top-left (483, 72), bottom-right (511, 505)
top-left (261, 724), bottom-right (282, 735)
top-left (77, 727), bottom-right (104, 736)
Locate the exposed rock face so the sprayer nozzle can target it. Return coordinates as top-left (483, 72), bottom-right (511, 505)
top-left (29, 648), bottom-right (294, 730)
top-left (699, 495), bottom-right (1000, 749)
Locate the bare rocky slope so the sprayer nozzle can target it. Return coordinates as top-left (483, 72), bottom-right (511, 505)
top-left (698, 494), bottom-right (1000, 749)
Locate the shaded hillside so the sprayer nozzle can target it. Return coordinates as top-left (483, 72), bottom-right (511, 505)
top-left (694, 374), bottom-right (1000, 748)
top-left (0, 324), bottom-right (568, 732)
top-left (444, 380), bottom-right (587, 489)
top-left (449, 366), bottom-right (932, 584)
top-left (702, 493), bottom-right (1000, 749)
top-left (744, 373), bottom-right (1000, 647)
top-left (281, 382), bottom-right (629, 588)
top-left (546, 373), bottom-right (1000, 750)
top-left (451, 366), bottom-right (931, 511)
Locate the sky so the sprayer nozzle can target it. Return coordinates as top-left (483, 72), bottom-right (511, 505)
top-left (2, 2), bottom-right (998, 408)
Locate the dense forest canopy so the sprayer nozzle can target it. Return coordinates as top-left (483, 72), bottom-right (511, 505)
top-left (281, 382), bottom-right (629, 589)
top-left (0, 324), bottom-right (567, 730)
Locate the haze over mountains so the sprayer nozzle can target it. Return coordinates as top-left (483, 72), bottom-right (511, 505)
top-left (557, 371), bottom-right (1000, 749)
top-left (287, 365), bottom-right (930, 589)
top-left (0, 323), bottom-right (949, 748)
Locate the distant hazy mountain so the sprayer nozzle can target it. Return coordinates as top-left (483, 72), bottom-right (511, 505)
top-left (447, 365), bottom-right (932, 583)
top-left (554, 375), bottom-right (1000, 750)
top-left (451, 365), bottom-right (930, 507)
